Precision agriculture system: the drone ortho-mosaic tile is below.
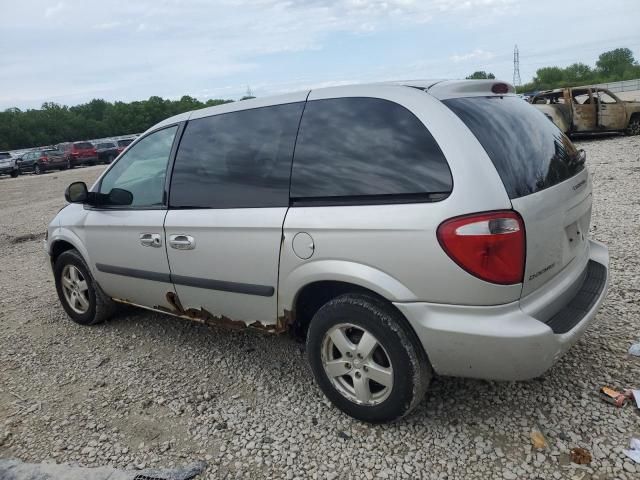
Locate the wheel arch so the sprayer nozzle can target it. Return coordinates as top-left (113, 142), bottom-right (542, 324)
top-left (49, 230), bottom-right (92, 274)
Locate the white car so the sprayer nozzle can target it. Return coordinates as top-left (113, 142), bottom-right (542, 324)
top-left (46, 80), bottom-right (609, 422)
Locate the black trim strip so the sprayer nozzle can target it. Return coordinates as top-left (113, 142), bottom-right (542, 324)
top-left (96, 263), bottom-right (171, 283)
top-left (95, 263), bottom-right (275, 297)
top-left (291, 192), bottom-right (450, 207)
top-left (171, 274), bottom-right (274, 297)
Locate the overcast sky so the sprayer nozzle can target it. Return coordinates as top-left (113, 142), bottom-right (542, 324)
top-left (2, 0), bottom-right (640, 109)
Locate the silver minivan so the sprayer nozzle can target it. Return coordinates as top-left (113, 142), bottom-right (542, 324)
top-left (46, 80), bottom-right (609, 422)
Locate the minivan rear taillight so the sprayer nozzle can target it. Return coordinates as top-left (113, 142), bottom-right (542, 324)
top-left (437, 211), bottom-right (525, 285)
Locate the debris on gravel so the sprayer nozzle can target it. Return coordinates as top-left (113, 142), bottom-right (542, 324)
top-left (0, 458), bottom-right (206, 480)
top-left (1, 135), bottom-right (640, 479)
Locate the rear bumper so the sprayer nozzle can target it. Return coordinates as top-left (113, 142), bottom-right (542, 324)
top-left (395, 239), bottom-right (609, 381)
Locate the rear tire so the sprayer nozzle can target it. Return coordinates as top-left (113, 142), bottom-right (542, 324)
top-left (54, 249), bottom-right (118, 326)
top-left (34, 164), bottom-right (42, 175)
top-left (307, 293), bottom-right (431, 423)
top-left (626, 117), bottom-right (640, 136)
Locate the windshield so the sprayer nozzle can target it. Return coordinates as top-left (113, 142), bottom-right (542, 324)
top-left (444, 96), bottom-right (585, 199)
top-left (117, 139), bottom-right (134, 147)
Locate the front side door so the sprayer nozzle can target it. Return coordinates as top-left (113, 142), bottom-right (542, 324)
top-left (81, 125), bottom-right (180, 309)
top-left (571, 88), bottom-right (596, 131)
top-left (595, 89), bottom-right (627, 130)
top-left (164, 100), bottom-right (306, 327)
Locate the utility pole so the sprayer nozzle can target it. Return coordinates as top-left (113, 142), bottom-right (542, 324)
top-left (513, 44), bottom-right (522, 93)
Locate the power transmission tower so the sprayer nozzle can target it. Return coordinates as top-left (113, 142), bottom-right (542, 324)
top-left (513, 45), bottom-right (522, 92)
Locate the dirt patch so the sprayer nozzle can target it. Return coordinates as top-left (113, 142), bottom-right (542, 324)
top-left (10, 232), bottom-right (45, 244)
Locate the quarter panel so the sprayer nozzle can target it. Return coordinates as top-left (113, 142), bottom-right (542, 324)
top-left (279, 202), bottom-right (522, 313)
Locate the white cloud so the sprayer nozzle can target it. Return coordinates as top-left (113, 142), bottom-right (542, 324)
top-left (95, 21), bottom-right (122, 30)
top-left (450, 49), bottom-right (496, 63)
top-left (7, 0), bottom-right (638, 109)
top-left (44, 1), bottom-right (66, 17)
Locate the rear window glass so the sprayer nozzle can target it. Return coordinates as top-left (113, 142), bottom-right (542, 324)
top-left (118, 139), bottom-right (134, 147)
top-left (444, 96), bottom-right (584, 199)
top-left (74, 142), bottom-right (93, 149)
top-left (98, 143), bottom-right (116, 148)
top-left (290, 97), bottom-right (452, 202)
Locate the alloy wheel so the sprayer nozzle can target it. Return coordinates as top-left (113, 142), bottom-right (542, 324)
top-left (61, 265), bottom-right (90, 314)
top-left (321, 323), bottom-right (394, 405)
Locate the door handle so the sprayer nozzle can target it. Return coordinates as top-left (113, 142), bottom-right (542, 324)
top-left (169, 234), bottom-right (195, 250)
top-left (140, 233), bottom-right (162, 248)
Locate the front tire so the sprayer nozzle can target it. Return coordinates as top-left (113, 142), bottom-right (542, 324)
top-left (307, 293), bottom-right (432, 423)
top-left (54, 249), bottom-right (117, 325)
top-left (10, 170), bottom-right (18, 178)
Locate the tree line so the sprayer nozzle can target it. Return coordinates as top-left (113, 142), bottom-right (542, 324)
top-left (466, 47), bottom-right (640, 93)
top-left (0, 95), bottom-right (235, 151)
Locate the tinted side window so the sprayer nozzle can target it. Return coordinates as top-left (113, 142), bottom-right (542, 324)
top-left (170, 102), bottom-right (304, 209)
top-left (290, 97), bottom-right (452, 202)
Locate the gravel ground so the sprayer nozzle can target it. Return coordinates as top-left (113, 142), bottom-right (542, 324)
top-left (1, 136), bottom-right (639, 480)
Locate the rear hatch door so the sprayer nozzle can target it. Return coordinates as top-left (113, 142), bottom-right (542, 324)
top-left (443, 95), bottom-right (589, 296)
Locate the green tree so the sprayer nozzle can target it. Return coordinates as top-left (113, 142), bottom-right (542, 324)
top-left (563, 63), bottom-right (594, 84)
top-left (596, 47), bottom-right (636, 79)
top-left (0, 94), bottom-right (234, 150)
top-left (465, 71), bottom-right (496, 79)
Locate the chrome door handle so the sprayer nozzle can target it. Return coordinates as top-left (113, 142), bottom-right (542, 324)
top-left (140, 233), bottom-right (162, 248)
top-left (169, 234), bottom-right (195, 250)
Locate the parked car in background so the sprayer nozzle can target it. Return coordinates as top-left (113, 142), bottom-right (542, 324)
top-left (18, 147), bottom-right (67, 174)
top-left (116, 138), bottom-right (135, 153)
top-left (57, 141), bottom-right (98, 168)
top-left (95, 142), bottom-right (119, 164)
top-left (0, 151), bottom-right (19, 178)
top-left (530, 87), bottom-right (640, 136)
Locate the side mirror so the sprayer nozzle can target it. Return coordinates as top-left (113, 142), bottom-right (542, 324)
top-left (65, 181), bottom-right (88, 203)
top-left (108, 188), bottom-right (133, 206)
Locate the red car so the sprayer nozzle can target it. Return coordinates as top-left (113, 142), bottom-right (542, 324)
top-left (57, 141), bottom-right (98, 168)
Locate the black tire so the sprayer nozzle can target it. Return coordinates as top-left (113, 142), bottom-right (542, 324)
top-left (307, 293), bottom-right (432, 423)
top-left (34, 164), bottom-right (42, 175)
top-left (10, 170), bottom-right (18, 178)
top-left (626, 117), bottom-right (640, 136)
top-left (106, 154), bottom-right (115, 164)
top-left (54, 249), bottom-right (118, 326)
top-left (67, 159), bottom-right (74, 169)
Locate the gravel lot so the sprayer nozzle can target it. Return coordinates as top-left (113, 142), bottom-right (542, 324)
top-left (1, 136), bottom-right (639, 480)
